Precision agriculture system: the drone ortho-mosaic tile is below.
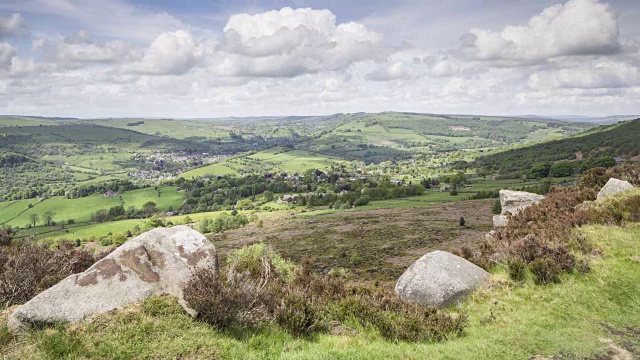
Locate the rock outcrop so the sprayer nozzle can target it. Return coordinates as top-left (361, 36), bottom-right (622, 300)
top-left (395, 250), bottom-right (490, 308)
top-left (597, 178), bottom-right (634, 200)
top-left (493, 190), bottom-right (545, 227)
top-left (8, 226), bottom-right (217, 331)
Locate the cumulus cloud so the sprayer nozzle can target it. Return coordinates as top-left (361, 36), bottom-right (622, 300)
top-left (0, 42), bottom-right (17, 69)
top-left (366, 61), bottom-right (411, 81)
top-left (42, 31), bottom-right (140, 66)
top-left (530, 62), bottom-right (640, 89)
top-left (131, 30), bottom-right (202, 75)
top-left (0, 13), bottom-right (27, 38)
top-left (459, 0), bottom-right (621, 64)
top-left (219, 7), bottom-right (386, 77)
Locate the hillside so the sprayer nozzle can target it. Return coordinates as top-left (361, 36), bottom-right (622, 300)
top-left (472, 119), bottom-right (640, 178)
top-left (2, 224), bottom-right (638, 359)
top-left (0, 113), bottom-right (593, 201)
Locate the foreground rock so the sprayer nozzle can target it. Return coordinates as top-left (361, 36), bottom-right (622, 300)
top-left (493, 190), bottom-right (545, 227)
top-left (597, 178), bottom-right (635, 200)
top-left (8, 226), bottom-right (217, 331)
top-left (492, 215), bottom-right (509, 228)
top-left (395, 251), bottom-right (490, 308)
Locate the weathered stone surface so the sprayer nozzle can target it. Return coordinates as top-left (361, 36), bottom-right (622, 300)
top-left (597, 178), bottom-right (634, 200)
top-left (492, 190), bottom-right (545, 228)
top-left (499, 190), bottom-right (545, 216)
top-left (493, 215), bottom-right (509, 228)
top-left (395, 250), bottom-right (490, 308)
top-left (8, 226), bottom-right (217, 331)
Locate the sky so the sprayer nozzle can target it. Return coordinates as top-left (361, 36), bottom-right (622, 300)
top-left (0, 0), bottom-right (639, 118)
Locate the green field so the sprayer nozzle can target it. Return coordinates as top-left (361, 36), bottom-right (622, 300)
top-left (0, 187), bottom-right (183, 228)
top-left (181, 162), bottom-right (240, 178)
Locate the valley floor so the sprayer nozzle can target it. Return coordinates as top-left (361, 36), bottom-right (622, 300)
top-left (2, 224), bottom-right (639, 359)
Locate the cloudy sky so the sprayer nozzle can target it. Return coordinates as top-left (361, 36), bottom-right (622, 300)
top-left (0, 0), bottom-right (639, 118)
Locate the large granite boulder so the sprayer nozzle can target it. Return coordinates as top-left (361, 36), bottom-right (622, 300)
top-left (8, 226), bottom-right (217, 331)
top-left (395, 251), bottom-right (490, 308)
top-left (597, 178), bottom-right (635, 200)
top-left (493, 190), bottom-right (545, 227)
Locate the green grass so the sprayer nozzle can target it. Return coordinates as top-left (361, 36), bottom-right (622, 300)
top-left (181, 162), bottom-right (240, 178)
top-left (246, 148), bottom-right (342, 173)
top-left (1, 187), bottom-right (183, 228)
top-left (34, 209), bottom-right (251, 240)
top-left (3, 223), bottom-right (639, 359)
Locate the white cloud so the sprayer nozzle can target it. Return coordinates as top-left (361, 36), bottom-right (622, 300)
top-left (218, 7), bottom-right (386, 77)
top-left (460, 0), bottom-right (621, 64)
top-left (366, 61), bottom-right (411, 81)
top-left (0, 13), bottom-right (27, 38)
top-left (530, 62), bottom-right (640, 89)
top-left (42, 31), bottom-right (140, 66)
top-left (131, 30), bottom-right (201, 75)
top-left (0, 42), bottom-right (17, 69)
top-left (0, 0), bottom-right (185, 43)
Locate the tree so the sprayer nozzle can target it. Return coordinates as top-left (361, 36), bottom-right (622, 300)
top-left (459, 217), bottom-right (465, 227)
top-left (92, 209), bottom-right (110, 223)
top-left (43, 211), bottom-right (55, 226)
top-left (549, 162), bottom-right (574, 178)
top-left (29, 213), bottom-right (40, 227)
top-left (528, 162), bottom-right (551, 179)
top-left (143, 201), bottom-right (157, 216)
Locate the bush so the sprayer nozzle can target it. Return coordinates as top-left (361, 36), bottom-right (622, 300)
top-left (0, 228), bottom-right (12, 247)
top-left (491, 199), bottom-right (502, 215)
top-left (275, 289), bottom-right (324, 337)
top-left (0, 242), bottom-right (108, 307)
top-left (530, 258), bottom-right (560, 285)
top-left (507, 258), bottom-right (527, 282)
top-left (184, 247), bottom-right (466, 342)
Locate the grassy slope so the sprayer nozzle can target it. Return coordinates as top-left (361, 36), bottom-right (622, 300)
top-left (1, 187), bottom-right (183, 228)
top-left (3, 224), bottom-right (638, 359)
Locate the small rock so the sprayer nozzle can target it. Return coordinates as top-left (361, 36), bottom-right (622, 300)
top-left (395, 251), bottom-right (490, 308)
top-left (597, 178), bottom-right (635, 200)
top-left (492, 190), bottom-right (545, 228)
top-left (499, 190), bottom-right (545, 216)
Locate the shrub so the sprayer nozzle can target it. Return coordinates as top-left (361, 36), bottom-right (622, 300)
top-left (530, 258), bottom-right (560, 285)
top-left (185, 247), bottom-right (466, 342)
top-left (507, 258), bottom-right (527, 282)
top-left (491, 199), bottom-right (502, 214)
top-left (275, 289), bottom-right (324, 337)
top-left (0, 228), bottom-right (12, 247)
top-left (0, 242), bottom-right (108, 307)
top-left (183, 268), bottom-right (249, 328)
top-left (449, 189), bottom-right (459, 196)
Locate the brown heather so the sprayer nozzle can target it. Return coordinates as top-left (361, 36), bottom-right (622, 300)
top-left (466, 164), bottom-right (640, 284)
top-left (185, 254), bottom-right (466, 341)
top-left (0, 241), bottom-right (110, 308)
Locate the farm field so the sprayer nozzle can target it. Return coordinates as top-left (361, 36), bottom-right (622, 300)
top-left (180, 162), bottom-right (240, 178)
top-left (0, 187), bottom-right (183, 228)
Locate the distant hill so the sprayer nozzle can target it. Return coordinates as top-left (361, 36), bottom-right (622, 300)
top-left (543, 115), bottom-right (640, 125)
top-left (472, 119), bottom-right (640, 177)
